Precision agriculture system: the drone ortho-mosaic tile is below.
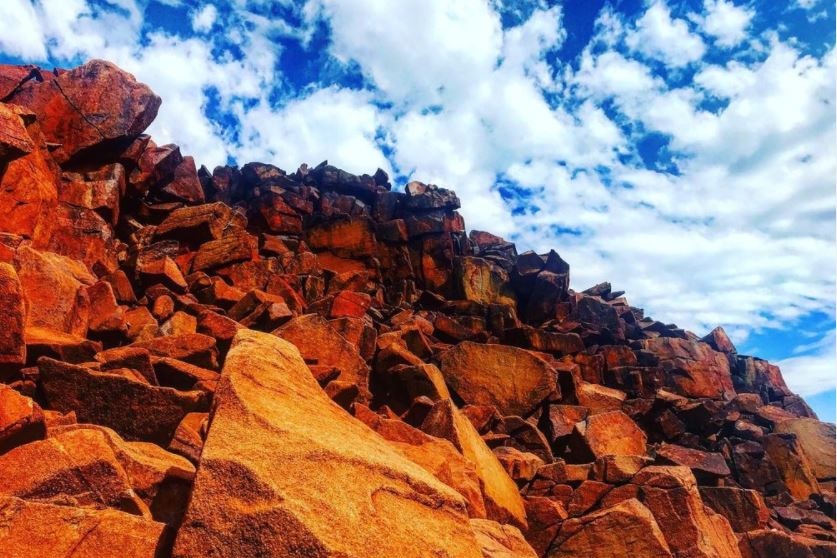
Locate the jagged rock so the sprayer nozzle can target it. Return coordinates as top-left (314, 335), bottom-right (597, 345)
top-left (640, 337), bottom-right (736, 400)
top-left (0, 384), bottom-right (45, 454)
top-left (173, 329), bottom-right (485, 558)
top-left (567, 410), bottom-right (647, 461)
top-left (439, 341), bottom-right (557, 417)
top-left (422, 398), bottom-right (528, 529)
top-left (0, 262), bottom-right (26, 366)
top-left (7, 59), bottom-right (160, 164)
top-left (0, 496), bottom-right (169, 557)
top-left (0, 102), bottom-right (34, 163)
top-left (38, 357), bottom-right (206, 444)
top-left (698, 487), bottom-right (770, 532)
top-left (774, 419), bottom-right (836, 481)
top-left (550, 498), bottom-right (673, 557)
top-left (470, 518), bottom-right (538, 558)
top-left (763, 433), bottom-right (821, 501)
top-left (656, 443), bottom-right (731, 479)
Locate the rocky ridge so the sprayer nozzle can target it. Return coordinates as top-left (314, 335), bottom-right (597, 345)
top-left (0, 59), bottom-right (833, 558)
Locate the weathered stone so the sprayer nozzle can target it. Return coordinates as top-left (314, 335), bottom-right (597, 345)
top-left (356, 404), bottom-right (487, 519)
top-left (307, 217), bottom-right (377, 258)
top-left (0, 384), bottom-right (45, 454)
top-left (550, 498), bottom-right (673, 557)
top-left (504, 326), bottom-right (584, 354)
top-left (39, 357), bottom-right (205, 444)
top-left (632, 466), bottom-right (742, 558)
top-left (568, 410), bottom-right (647, 461)
top-left (0, 102), bottom-right (34, 163)
top-left (0, 496), bottom-right (168, 557)
top-left (698, 487), bottom-right (769, 532)
top-left (763, 433), bottom-right (821, 500)
top-left (0, 262), bottom-right (26, 366)
top-left (154, 202), bottom-right (234, 243)
top-left (8, 59), bottom-right (160, 164)
top-left (494, 446), bottom-right (545, 482)
top-left (131, 333), bottom-right (219, 369)
top-left (656, 443), bottom-right (731, 479)
top-left (774, 419), bottom-right (836, 481)
top-left (641, 338), bottom-right (736, 400)
top-left (173, 329), bottom-right (485, 558)
top-left (455, 256), bottom-right (516, 307)
top-left (422, 398), bottom-right (528, 529)
top-left (439, 341), bottom-right (557, 417)
top-left (576, 382), bottom-right (626, 414)
top-left (470, 518), bottom-right (538, 558)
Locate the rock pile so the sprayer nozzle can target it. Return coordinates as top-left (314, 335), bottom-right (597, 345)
top-left (0, 59), bottom-right (833, 558)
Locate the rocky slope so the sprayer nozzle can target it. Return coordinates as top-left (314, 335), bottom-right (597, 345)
top-left (0, 59), bottom-right (833, 558)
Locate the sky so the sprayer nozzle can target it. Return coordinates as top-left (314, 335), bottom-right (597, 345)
top-left (0, 0), bottom-right (834, 421)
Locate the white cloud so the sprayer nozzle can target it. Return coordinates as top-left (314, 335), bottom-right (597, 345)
top-left (777, 330), bottom-right (837, 397)
top-left (0, 0), bottom-right (47, 60)
top-left (625, 1), bottom-right (706, 67)
top-left (192, 4), bottom-right (218, 33)
top-left (694, 0), bottom-right (754, 47)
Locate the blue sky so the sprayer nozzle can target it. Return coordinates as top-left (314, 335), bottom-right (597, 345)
top-left (1, 0), bottom-right (834, 421)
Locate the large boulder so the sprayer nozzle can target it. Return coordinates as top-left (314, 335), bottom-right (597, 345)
top-left (698, 487), bottom-right (769, 532)
top-left (0, 385), bottom-right (45, 454)
top-left (567, 410), bottom-right (647, 461)
top-left (172, 329), bottom-right (485, 558)
top-left (470, 519), bottom-right (538, 558)
top-left (7, 59), bottom-right (160, 164)
top-left (439, 341), bottom-right (557, 417)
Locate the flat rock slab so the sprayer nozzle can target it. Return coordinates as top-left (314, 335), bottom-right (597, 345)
top-left (173, 329), bottom-right (485, 558)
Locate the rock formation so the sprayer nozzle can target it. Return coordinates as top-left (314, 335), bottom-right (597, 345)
top-left (0, 59), bottom-right (833, 558)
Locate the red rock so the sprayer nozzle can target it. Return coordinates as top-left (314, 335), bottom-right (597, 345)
top-left (154, 201), bottom-right (234, 243)
top-left (15, 245), bottom-right (94, 337)
top-left (439, 341), bottom-right (558, 417)
top-left (568, 410), bottom-right (647, 461)
top-left (0, 496), bottom-right (168, 557)
top-left (0, 102), bottom-right (34, 163)
top-left (576, 382), bottom-right (626, 414)
top-left (641, 337), bottom-right (736, 400)
top-left (738, 529), bottom-right (834, 558)
top-left (131, 333), bottom-right (219, 369)
top-left (774, 418), bottom-right (836, 481)
top-left (168, 412), bottom-right (207, 464)
top-left (504, 326), bottom-right (584, 354)
top-left (698, 487), bottom-right (769, 532)
top-left (551, 498), bottom-right (673, 557)
top-left (0, 384), bottom-right (45, 454)
top-left (191, 234), bottom-right (256, 273)
top-left (702, 326), bottom-right (736, 354)
top-left (0, 262), bottom-right (26, 366)
top-left (523, 496), bottom-right (568, 555)
top-left (38, 357), bottom-right (206, 444)
top-left (632, 466), bottom-right (742, 558)
top-left (46, 203), bottom-right (120, 274)
top-left (87, 280), bottom-right (126, 336)
top-left (493, 446), bottom-right (545, 482)
top-left (275, 313), bottom-right (370, 399)
top-left (58, 163), bottom-right (124, 225)
top-left (543, 405), bottom-right (589, 443)
top-left (8, 59), bottom-right (160, 164)
top-left (455, 256), bottom-right (516, 307)
top-left (469, 518), bottom-right (538, 558)
top-left (95, 346), bottom-right (158, 385)
top-left (307, 217), bottom-right (377, 258)
top-left (763, 433), bottom-right (821, 500)
top-left (157, 155), bottom-right (205, 204)
top-left (329, 289), bottom-right (372, 318)
top-left (656, 443), bottom-right (731, 479)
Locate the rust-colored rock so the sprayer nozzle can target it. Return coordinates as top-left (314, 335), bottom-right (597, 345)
top-left (698, 487), bottom-right (769, 532)
top-left (7, 59), bottom-right (160, 164)
top-left (550, 498), bottom-right (673, 557)
top-left (470, 518), bottom-right (538, 558)
top-left (173, 329), bottom-right (484, 558)
top-left (0, 384), bottom-right (45, 454)
top-left (439, 341), bottom-right (557, 417)
top-left (774, 418), bottom-right (836, 481)
top-left (568, 410), bottom-right (647, 461)
top-left (0, 262), bottom-right (26, 366)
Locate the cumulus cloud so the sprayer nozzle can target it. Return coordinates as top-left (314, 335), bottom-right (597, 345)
top-left (0, 0), bottom-right (48, 60)
top-left (777, 330), bottom-right (837, 397)
top-left (625, 1), bottom-right (706, 67)
top-left (693, 0), bottom-right (754, 47)
top-left (191, 4), bottom-right (218, 33)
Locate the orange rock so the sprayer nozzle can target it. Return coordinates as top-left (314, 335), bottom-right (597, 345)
top-left (24, 326), bottom-right (101, 364)
top-left (422, 398), bottom-right (528, 529)
top-left (154, 201), bottom-right (234, 243)
top-left (568, 410), bottom-right (647, 461)
top-left (642, 337), bottom-right (736, 400)
top-left (173, 329), bottom-right (485, 558)
top-left (307, 217), bottom-right (377, 258)
top-left (329, 289), bottom-right (372, 318)
top-left (45, 203), bottom-right (119, 274)
top-left (455, 256), bottom-right (516, 307)
top-left (551, 498), bottom-right (673, 557)
top-left (469, 518), bottom-right (538, 558)
top-left (774, 418), bottom-right (836, 481)
top-left (0, 102), bottom-right (34, 163)
top-left (168, 412), bottom-right (207, 464)
top-left (698, 487), bottom-right (769, 532)
top-left (494, 446), bottom-right (545, 482)
top-left (738, 528), bottom-right (834, 558)
top-left (131, 333), bottom-right (219, 369)
top-left (38, 357), bottom-right (206, 444)
top-left (0, 262), bottom-right (26, 366)
top-left (52, 423), bottom-right (195, 525)
top-left (523, 496), bottom-right (568, 555)
top-left (7, 59), bottom-right (160, 164)
top-left (763, 433), bottom-right (821, 500)
top-left (0, 427), bottom-right (145, 514)
top-left (439, 341), bottom-right (558, 417)
top-left (355, 404), bottom-right (487, 519)
top-left (632, 465), bottom-right (742, 558)
top-left (87, 280), bottom-right (126, 335)
top-left (275, 313), bottom-right (370, 399)
top-left (15, 245), bottom-right (94, 337)
top-left (575, 382), bottom-right (626, 414)
top-left (0, 384), bottom-right (45, 454)
top-left (0, 115), bottom-right (58, 244)
top-left (0, 496), bottom-right (168, 558)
